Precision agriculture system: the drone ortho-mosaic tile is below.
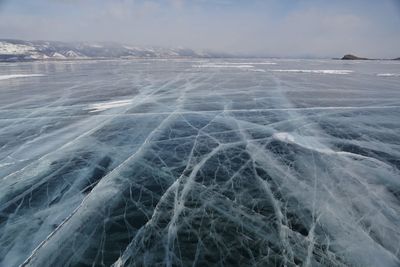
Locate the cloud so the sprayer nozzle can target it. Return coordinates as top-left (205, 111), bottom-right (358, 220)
top-left (0, 0), bottom-right (399, 58)
top-left (170, 0), bottom-right (184, 10)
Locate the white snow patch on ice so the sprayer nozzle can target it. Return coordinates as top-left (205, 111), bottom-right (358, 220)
top-left (273, 132), bottom-right (388, 164)
top-left (249, 69), bottom-right (266, 72)
top-left (0, 74), bottom-right (45, 81)
top-left (377, 73), bottom-right (400, 77)
top-left (193, 64), bottom-right (255, 69)
top-left (85, 100), bottom-right (132, 112)
top-left (215, 62), bottom-right (276, 65)
top-left (274, 132), bottom-right (346, 156)
top-left (273, 132), bottom-right (295, 143)
top-left (274, 132), bottom-right (340, 154)
top-left (271, 69), bottom-right (353, 75)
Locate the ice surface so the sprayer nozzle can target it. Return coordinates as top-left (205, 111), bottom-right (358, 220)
top-left (0, 59), bottom-right (400, 267)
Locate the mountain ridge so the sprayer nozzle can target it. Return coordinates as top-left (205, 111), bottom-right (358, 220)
top-left (0, 39), bottom-right (229, 62)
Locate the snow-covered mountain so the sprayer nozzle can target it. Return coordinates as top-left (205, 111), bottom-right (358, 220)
top-left (0, 39), bottom-right (223, 62)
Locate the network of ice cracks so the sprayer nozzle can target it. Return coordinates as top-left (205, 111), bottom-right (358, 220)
top-left (0, 59), bottom-right (400, 267)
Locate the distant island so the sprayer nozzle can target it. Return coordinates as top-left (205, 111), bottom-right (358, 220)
top-left (341, 54), bottom-right (369, 60)
top-left (341, 54), bottom-right (400, 60)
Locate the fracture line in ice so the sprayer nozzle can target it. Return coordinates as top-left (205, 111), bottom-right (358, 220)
top-left (21, 110), bottom-right (178, 266)
top-left (1, 105), bottom-right (399, 123)
top-left (272, 132), bottom-right (396, 167)
top-left (20, 73), bottom-right (209, 266)
top-left (219, 107), bottom-right (297, 264)
top-left (2, 61), bottom-right (400, 267)
top-left (1, 80), bottom-right (165, 180)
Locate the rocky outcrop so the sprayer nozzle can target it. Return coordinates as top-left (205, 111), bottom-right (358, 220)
top-left (341, 54), bottom-right (369, 60)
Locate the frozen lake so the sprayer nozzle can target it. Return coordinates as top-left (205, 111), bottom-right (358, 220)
top-left (0, 59), bottom-right (400, 266)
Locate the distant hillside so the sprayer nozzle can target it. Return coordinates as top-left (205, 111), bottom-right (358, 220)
top-left (0, 39), bottom-right (226, 62)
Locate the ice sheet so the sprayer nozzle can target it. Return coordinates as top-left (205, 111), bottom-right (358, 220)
top-left (0, 59), bottom-right (399, 267)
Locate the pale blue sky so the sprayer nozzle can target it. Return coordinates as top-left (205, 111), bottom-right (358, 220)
top-left (0, 0), bottom-right (399, 57)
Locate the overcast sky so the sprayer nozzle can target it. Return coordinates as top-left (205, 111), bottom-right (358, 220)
top-left (0, 0), bottom-right (399, 58)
